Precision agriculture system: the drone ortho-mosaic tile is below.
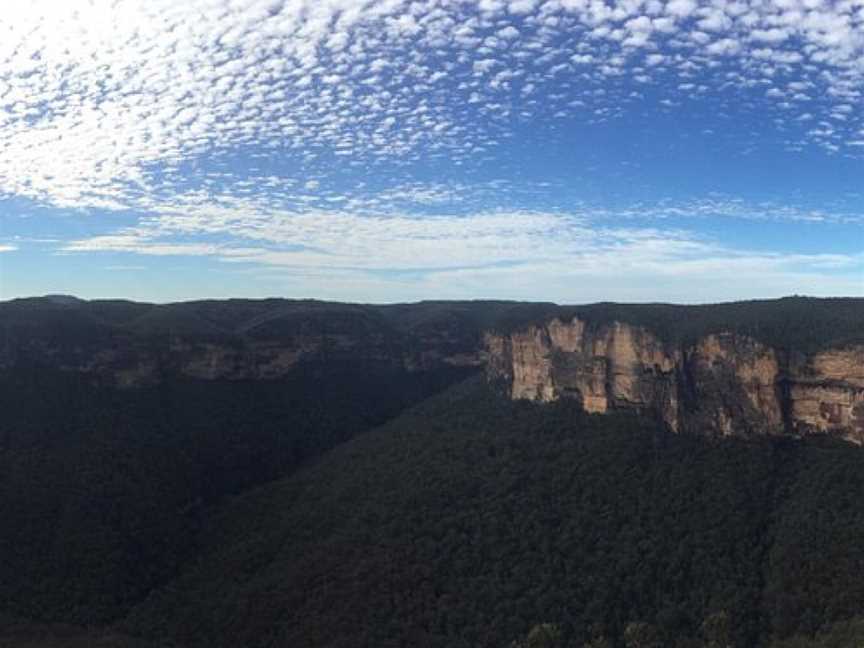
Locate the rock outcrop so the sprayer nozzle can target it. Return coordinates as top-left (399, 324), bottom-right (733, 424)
top-left (486, 317), bottom-right (864, 445)
top-left (3, 296), bottom-right (862, 443)
top-left (9, 332), bottom-right (485, 387)
top-left (787, 347), bottom-right (864, 441)
top-left (0, 299), bottom-right (490, 386)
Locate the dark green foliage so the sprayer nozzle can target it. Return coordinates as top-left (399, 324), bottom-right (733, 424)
top-left (622, 622), bottom-right (662, 648)
top-left (0, 361), bottom-right (471, 624)
top-left (120, 378), bottom-right (864, 648)
top-left (0, 297), bottom-right (537, 359)
top-left (4, 296), bottom-right (862, 364)
top-left (762, 440), bottom-right (864, 640)
top-left (511, 623), bottom-right (563, 648)
top-left (0, 616), bottom-right (159, 648)
top-left (768, 617), bottom-right (864, 648)
top-left (2, 296), bottom-right (863, 647)
top-left (492, 296), bottom-right (864, 353)
top-left (700, 611), bottom-right (733, 648)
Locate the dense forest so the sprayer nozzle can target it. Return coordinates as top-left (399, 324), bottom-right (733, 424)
top-left (1, 296), bottom-right (863, 647)
top-left (491, 296), bottom-right (864, 353)
top-left (3, 295), bottom-right (864, 361)
top-left (5, 377), bottom-right (862, 647)
top-left (116, 377), bottom-right (864, 648)
top-left (0, 361), bottom-right (472, 625)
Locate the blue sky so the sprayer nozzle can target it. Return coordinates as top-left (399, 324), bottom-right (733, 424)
top-left (0, 0), bottom-right (862, 303)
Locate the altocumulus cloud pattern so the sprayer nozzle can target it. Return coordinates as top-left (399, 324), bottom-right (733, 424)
top-left (0, 0), bottom-right (862, 302)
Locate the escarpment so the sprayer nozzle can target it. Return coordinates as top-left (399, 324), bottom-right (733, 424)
top-left (3, 296), bottom-right (862, 443)
top-left (486, 317), bottom-right (864, 444)
top-left (0, 299), bottom-right (492, 386)
top-left (787, 347), bottom-right (864, 441)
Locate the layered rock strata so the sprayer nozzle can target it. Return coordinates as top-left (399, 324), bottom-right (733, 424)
top-left (486, 317), bottom-right (864, 444)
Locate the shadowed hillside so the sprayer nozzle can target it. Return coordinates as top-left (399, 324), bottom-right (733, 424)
top-left (122, 377), bottom-right (864, 648)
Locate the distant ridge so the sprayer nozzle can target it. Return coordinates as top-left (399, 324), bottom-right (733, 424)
top-left (41, 294), bottom-right (85, 305)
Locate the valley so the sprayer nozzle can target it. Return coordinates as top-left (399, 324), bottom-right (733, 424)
top-left (1, 295), bottom-right (862, 647)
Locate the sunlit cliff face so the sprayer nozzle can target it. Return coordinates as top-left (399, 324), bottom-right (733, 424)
top-left (486, 318), bottom-right (864, 445)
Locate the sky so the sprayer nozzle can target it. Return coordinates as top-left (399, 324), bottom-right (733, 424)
top-left (0, 0), bottom-right (862, 304)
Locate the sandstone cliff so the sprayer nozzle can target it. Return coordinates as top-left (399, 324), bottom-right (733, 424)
top-left (486, 317), bottom-right (864, 445)
top-left (0, 298), bottom-right (493, 386)
top-left (3, 296), bottom-right (862, 443)
top-left (5, 329), bottom-right (485, 387)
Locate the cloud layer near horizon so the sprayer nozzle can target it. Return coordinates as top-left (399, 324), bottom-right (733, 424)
top-left (60, 197), bottom-right (862, 302)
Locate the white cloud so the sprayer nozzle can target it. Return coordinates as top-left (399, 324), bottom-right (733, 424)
top-left (497, 25), bottom-right (520, 39)
top-left (666, 0), bottom-right (697, 18)
top-left (751, 27), bottom-right (790, 43)
top-left (401, 258), bottom-right (864, 304)
top-left (59, 189), bottom-right (864, 298)
top-left (473, 58), bottom-right (499, 74)
top-left (0, 0), bottom-right (860, 215)
top-left (607, 196), bottom-right (864, 225)
top-left (706, 37), bottom-right (741, 55)
top-left (508, 0), bottom-right (537, 15)
top-left (697, 10), bottom-right (731, 32)
top-left (0, 244), bottom-right (18, 252)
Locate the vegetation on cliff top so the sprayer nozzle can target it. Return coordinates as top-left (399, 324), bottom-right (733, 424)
top-left (490, 296), bottom-right (864, 354)
top-left (4, 295), bottom-right (861, 359)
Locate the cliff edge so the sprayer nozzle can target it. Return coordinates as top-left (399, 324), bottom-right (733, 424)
top-left (486, 317), bottom-right (864, 444)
